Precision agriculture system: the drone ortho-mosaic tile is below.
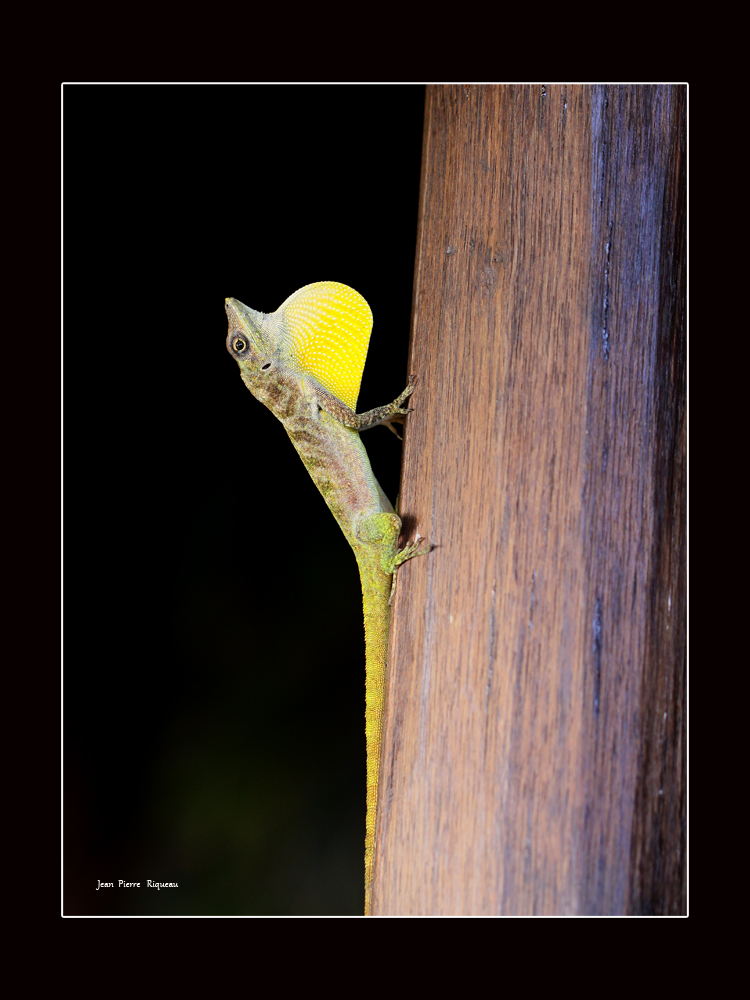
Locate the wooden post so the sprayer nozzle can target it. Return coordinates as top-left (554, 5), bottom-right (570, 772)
top-left (375, 85), bottom-right (686, 915)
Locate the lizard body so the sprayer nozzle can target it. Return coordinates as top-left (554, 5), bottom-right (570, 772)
top-left (225, 282), bottom-right (430, 915)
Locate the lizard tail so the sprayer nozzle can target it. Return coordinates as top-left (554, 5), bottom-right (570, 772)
top-left (360, 553), bottom-right (393, 916)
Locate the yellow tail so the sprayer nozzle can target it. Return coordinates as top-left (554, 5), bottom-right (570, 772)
top-left (359, 552), bottom-right (393, 916)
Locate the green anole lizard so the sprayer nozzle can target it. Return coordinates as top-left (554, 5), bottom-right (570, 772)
top-left (225, 281), bottom-right (431, 915)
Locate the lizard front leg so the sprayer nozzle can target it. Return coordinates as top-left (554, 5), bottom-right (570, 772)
top-left (315, 378), bottom-right (415, 437)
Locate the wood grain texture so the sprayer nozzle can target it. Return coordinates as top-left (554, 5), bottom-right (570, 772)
top-left (375, 85), bottom-right (686, 915)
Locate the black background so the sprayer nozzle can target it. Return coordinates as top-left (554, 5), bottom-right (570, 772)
top-left (64, 85), bottom-right (425, 915)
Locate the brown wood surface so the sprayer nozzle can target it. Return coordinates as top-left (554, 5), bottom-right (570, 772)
top-left (376, 85), bottom-right (686, 915)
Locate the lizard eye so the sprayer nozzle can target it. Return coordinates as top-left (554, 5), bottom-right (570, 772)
top-left (233, 337), bottom-right (246, 352)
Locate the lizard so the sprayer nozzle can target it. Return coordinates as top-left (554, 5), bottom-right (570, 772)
top-left (224, 280), bottom-right (431, 916)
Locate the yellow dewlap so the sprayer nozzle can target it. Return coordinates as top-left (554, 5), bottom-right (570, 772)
top-left (277, 281), bottom-right (373, 411)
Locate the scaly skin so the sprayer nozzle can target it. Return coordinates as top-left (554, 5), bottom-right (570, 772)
top-left (225, 289), bottom-right (430, 915)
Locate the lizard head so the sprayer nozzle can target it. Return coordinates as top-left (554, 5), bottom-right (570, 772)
top-left (226, 283), bottom-right (373, 412)
top-left (225, 297), bottom-right (280, 373)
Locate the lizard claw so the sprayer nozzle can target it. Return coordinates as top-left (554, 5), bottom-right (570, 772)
top-left (381, 417), bottom-right (404, 439)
